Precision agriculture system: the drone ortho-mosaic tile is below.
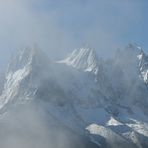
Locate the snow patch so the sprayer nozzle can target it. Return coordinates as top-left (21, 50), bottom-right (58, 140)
top-left (106, 116), bottom-right (123, 126)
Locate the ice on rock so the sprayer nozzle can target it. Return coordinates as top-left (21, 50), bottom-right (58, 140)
top-left (58, 48), bottom-right (99, 74)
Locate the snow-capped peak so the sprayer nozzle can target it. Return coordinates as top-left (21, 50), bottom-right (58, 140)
top-left (137, 48), bottom-right (148, 84)
top-left (1, 44), bottom-right (148, 147)
top-left (7, 46), bottom-right (49, 73)
top-left (115, 43), bottom-right (148, 86)
top-left (137, 49), bottom-right (147, 64)
top-left (58, 48), bottom-right (99, 74)
top-left (8, 47), bottom-right (34, 73)
top-left (0, 46), bottom-right (50, 111)
top-left (137, 50), bottom-right (145, 61)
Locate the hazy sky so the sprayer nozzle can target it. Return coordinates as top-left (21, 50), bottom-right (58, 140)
top-left (0, 0), bottom-right (148, 70)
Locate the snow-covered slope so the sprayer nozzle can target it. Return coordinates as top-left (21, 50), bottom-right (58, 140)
top-left (0, 47), bottom-right (53, 111)
top-left (0, 44), bottom-right (148, 148)
top-left (58, 48), bottom-right (99, 75)
top-left (137, 49), bottom-right (148, 84)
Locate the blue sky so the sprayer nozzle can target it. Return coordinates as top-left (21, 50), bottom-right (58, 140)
top-left (0, 0), bottom-right (148, 70)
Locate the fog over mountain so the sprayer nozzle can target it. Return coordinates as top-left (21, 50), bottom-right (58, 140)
top-left (0, 44), bottom-right (148, 148)
top-left (0, 0), bottom-right (147, 70)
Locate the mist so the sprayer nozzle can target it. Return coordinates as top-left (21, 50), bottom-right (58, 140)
top-left (0, 0), bottom-right (146, 70)
top-left (0, 102), bottom-right (92, 148)
top-left (0, 1), bottom-right (148, 148)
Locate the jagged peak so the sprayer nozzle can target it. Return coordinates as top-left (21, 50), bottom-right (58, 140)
top-left (126, 43), bottom-right (142, 51)
top-left (135, 44), bottom-right (148, 68)
top-left (137, 49), bottom-right (146, 61)
top-left (7, 45), bottom-right (49, 73)
top-left (122, 43), bottom-right (142, 57)
top-left (116, 43), bottom-right (148, 84)
top-left (115, 43), bottom-right (145, 61)
top-left (58, 47), bottom-right (99, 74)
top-left (18, 45), bottom-right (44, 63)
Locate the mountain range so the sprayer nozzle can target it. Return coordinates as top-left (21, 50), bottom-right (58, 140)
top-left (0, 44), bottom-right (148, 148)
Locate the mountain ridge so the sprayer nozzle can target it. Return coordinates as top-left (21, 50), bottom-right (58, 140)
top-left (0, 44), bottom-right (148, 148)
top-left (58, 47), bottom-right (100, 75)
